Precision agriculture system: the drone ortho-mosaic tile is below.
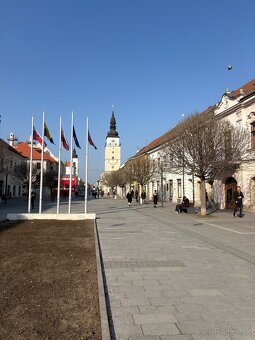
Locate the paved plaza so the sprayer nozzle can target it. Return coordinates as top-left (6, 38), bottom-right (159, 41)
top-left (1, 197), bottom-right (255, 339)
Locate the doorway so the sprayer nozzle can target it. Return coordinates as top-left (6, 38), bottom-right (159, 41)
top-left (225, 177), bottom-right (237, 209)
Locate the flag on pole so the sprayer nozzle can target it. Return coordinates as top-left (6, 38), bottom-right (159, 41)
top-left (44, 122), bottom-right (55, 144)
top-left (33, 127), bottom-right (47, 146)
top-left (73, 126), bottom-right (81, 149)
top-left (61, 128), bottom-right (69, 150)
top-left (88, 130), bottom-right (97, 150)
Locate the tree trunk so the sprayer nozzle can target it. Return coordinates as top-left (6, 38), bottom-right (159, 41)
top-left (200, 179), bottom-right (206, 216)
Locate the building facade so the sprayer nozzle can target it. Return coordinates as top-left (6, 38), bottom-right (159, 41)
top-left (0, 138), bottom-right (27, 199)
top-left (213, 79), bottom-right (255, 210)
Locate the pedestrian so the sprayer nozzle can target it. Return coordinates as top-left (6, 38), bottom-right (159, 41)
top-left (233, 186), bottom-right (244, 218)
top-left (141, 190), bottom-right (146, 204)
top-left (31, 190), bottom-right (36, 210)
top-left (126, 191), bottom-right (132, 206)
top-left (153, 190), bottom-right (158, 207)
top-left (175, 196), bottom-right (189, 213)
top-left (131, 189), bottom-right (134, 198)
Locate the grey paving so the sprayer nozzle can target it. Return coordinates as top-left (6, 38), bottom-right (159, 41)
top-left (94, 199), bottom-right (255, 340)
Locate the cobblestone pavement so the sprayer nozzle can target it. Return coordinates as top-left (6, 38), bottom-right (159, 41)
top-left (1, 197), bottom-right (255, 339)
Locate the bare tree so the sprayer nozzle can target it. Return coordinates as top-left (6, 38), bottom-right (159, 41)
top-left (101, 171), bottom-right (122, 196)
top-left (125, 155), bottom-right (153, 192)
top-left (163, 109), bottom-right (250, 215)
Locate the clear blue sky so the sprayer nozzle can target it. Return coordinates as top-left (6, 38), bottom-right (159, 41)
top-left (1, 0), bottom-right (254, 183)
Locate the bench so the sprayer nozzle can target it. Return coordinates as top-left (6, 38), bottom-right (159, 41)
top-left (181, 202), bottom-right (196, 213)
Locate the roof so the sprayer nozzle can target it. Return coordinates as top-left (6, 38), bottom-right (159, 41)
top-left (0, 139), bottom-right (28, 159)
top-left (13, 142), bottom-right (57, 163)
top-left (231, 78), bottom-right (255, 98)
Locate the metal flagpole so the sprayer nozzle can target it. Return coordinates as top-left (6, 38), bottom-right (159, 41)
top-left (57, 115), bottom-right (62, 214)
top-left (28, 115), bottom-right (34, 213)
top-left (68, 112), bottom-right (74, 214)
top-left (39, 111), bottom-right (45, 214)
top-left (85, 117), bottom-right (89, 214)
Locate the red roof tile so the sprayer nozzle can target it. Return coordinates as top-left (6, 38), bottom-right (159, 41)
top-left (232, 78), bottom-right (255, 98)
top-left (14, 142), bottom-right (57, 163)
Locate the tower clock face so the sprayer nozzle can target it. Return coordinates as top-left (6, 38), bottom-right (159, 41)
top-left (107, 159), bottom-right (118, 165)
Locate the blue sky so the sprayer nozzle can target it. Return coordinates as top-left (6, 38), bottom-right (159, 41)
top-left (1, 0), bottom-right (254, 182)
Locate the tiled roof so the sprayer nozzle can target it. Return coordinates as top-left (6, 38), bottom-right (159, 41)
top-left (14, 142), bottom-right (57, 163)
top-left (231, 78), bottom-right (255, 98)
top-left (0, 139), bottom-right (27, 158)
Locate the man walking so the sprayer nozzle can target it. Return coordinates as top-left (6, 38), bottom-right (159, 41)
top-left (233, 186), bottom-right (244, 218)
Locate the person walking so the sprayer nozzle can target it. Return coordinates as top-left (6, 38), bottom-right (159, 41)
top-left (233, 186), bottom-right (244, 218)
top-left (126, 191), bottom-right (132, 206)
top-left (31, 191), bottom-right (36, 210)
top-left (141, 190), bottom-right (146, 204)
top-left (153, 190), bottom-right (158, 207)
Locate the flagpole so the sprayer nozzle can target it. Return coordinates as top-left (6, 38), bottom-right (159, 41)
top-left (57, 115), bottom-right (62, 214)
top-left (85, 117), bottom-right (89, 214)
top-left (28, 115), bottom-right (34, 213)
top-left (68, 111), bottom-right (74, 214)
top-left (39, 111), bottom-right (45, 214)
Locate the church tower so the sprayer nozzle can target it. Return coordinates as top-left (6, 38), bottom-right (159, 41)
top-left (105, 106), bottom-right (121, 172)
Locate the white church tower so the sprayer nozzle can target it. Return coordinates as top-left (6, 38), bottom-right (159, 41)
top-left (104, 106), bottom-right (121, 172)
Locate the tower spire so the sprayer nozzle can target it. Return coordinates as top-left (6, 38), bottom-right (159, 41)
top-left (107, 105), bottom-right (119, 137)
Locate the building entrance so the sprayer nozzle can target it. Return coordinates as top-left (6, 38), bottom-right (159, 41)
top-left (225, 177), bottom-right (237, 209)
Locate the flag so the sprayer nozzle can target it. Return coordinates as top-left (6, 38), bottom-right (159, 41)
top-left (44, 123), bottom-right (54, 144)
top-left (73, 126), bottom-right (81, 149)
top-left (33, 127), bottom-right (47, 146)
top-left (88, 130), bottom-right (97, 150)
top-left (61, 128), bottom-right (69, 150)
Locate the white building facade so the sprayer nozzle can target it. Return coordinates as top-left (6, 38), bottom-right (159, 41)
top-left (213, 79), bottom-right (255, 210)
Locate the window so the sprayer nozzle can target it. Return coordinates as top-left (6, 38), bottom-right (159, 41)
top-left (169, 180), bottom-right (173, 198)
top-left (37, 162), bottom-right (41, 170)
top-left (13, 186), bottom-right (16, 197)
top-left (112, 156), bottom-right (114, 159)
top-left (251, 122), bottom-right (255, 149)
top-left (19, 186), bottom-right (21, 196)
top-left (177, 179), bottom-right (182, 198)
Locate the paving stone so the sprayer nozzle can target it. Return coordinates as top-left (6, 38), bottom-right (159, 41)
top-left (128, 336), bottom-right (160, 340)
top-left (189, 289), bottom-right (224, 296)
top-left (142, 323), bottom-right (180, 336)
top-left (173, 312), bottom-right (204, 322)
top-left (114, 324), bottom-right (143, 338)
top-left (160, 336), bottom-right (194, 340)
top-left (125, 291), bottom-right (163, 298)
top-left (139, 305), bottom-right (178, 314)
top-left (133, 313), bottom-right (177, 324)
top-left (133, 280), bottom-right (160, 286)
top-left (121, 297), bottom-right (150, 307)
top-left (112, 305), bottom-right (140, 317)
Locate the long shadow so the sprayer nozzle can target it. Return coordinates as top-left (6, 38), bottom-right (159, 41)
top-left (95, 221), bottom-right (116, 340)
top-left (0, 220), bottom-right (24, 234)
